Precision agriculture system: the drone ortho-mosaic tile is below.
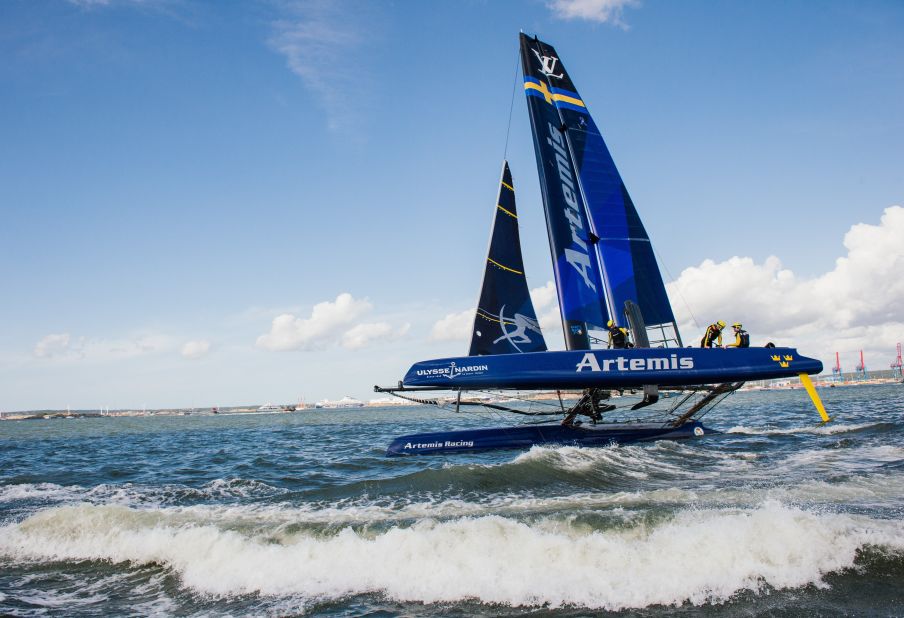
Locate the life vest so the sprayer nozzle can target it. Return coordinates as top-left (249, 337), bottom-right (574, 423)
top-left (737, 330), bottom-right (750, 348)
top-left (609, 326), bottom-right (629, 349)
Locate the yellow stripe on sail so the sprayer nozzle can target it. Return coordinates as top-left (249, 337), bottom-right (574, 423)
top-left (524, 80), bottom-right (552, 103)
top-left (524, 80), bottom-right (586, 108)
top-left (487, 258), bottom-right (522, 275)
top-left (551, 92), bottom-right (585, 108)
top-left (501, 181), bottom-right (514, 192)
top-left (497, 204), bottom-right (517, 218)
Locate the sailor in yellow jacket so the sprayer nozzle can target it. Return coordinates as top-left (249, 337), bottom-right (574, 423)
top-left (606, 320), bottom-right (632, 349)
top-left (726, 323), bottom-right (750, 348)
top-left (701, 320), bottom-right (726, 348)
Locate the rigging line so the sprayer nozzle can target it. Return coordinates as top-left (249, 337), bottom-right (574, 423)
top-left (652, 245), bottom-right (701, 332)
top-left (694, 389), bottom-right (737, 422)
top-left (503, 46), bottom-right (520, 161)
top-left (388, 390), bottom-right (441, 406)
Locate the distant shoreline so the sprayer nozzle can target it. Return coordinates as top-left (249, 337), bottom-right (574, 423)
top-left (2, 377), bottom-right (900, 421)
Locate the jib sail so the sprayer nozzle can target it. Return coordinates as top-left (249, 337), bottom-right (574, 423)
top-left (469, 161), bottom-right (547, 356)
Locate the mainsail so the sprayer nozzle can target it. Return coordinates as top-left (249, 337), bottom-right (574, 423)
top-left (469, 161), bottom-right (547, 356)
top-left (520, 34), bottom-right (681, 347)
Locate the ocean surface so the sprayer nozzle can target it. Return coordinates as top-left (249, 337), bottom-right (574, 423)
top-left (1, 384), bottom-right (903, 616)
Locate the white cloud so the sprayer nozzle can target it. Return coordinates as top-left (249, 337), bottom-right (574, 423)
top-left (341, 322), bottom-right (409, 350)
top-left (181, 340), bottom-right (211, 360)
top-left (66, 0), bottom-right (175, 10)
top-left (93, 334), bottom-right (172, 359)
top-left (548, 0), bottom-right (639, 27)
top-left (429, 309), bottom-right (475, 342)
top-left (668, 205), bottom-right (904, 369)
top-left (530, 280), bottom-right (557, 311)
top-left (530, 280), bottom-right (563, 344)
top-left (268, 1), bottom-right (370, 133)
top-left (256, 293), bottom-right (372, 351)
top-left (255, 293), bottom-right (408, 352)
top-left (33, 332), bottom-right (174, 362)
top-left (34, 333), bottom-right (71, 358)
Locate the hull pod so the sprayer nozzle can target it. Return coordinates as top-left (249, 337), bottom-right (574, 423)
top-left (386, 421), bottom-right (707, 456)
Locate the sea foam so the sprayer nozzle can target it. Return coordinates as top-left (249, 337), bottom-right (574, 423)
top-left (1, 500), bottom-right (902, 610)
top-left (726, 422), bottom-right (882, 436)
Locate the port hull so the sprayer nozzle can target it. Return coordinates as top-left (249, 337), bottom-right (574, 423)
top-left (386, 421), bottom-right (707, 456)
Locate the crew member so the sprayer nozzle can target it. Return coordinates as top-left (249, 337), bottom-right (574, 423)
top-left (606, 320), bottom-right (632, 349)
top-left (562, 388), bottom-right (615, 427)
top-left (701, 320), bottom-right (726, 348)
top-left (726, 322), bottom-right (750, 348)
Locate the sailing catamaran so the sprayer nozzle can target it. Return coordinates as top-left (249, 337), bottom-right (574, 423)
top-left (377, 34), bottom-right (827, 456)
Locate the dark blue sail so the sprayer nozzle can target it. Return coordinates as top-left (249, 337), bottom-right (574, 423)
top-left (520, 34), bottom-right (608, 350)
top-left (469, 162), bottom-right (547, 356)
top-left (520, 34), bottom-right (678, 344)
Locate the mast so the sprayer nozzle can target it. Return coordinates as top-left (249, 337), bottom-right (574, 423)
top-left (469, 161), bottom-right (547, 356)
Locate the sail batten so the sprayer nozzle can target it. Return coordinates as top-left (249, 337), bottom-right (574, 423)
top-left (468, 161), bottom-right (547, 356)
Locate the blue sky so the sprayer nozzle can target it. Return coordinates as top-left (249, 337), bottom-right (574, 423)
top-left (1, 0), bottom-right (902, 410)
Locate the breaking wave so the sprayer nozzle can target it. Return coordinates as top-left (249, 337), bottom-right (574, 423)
top-left (1, 500), bottom-right (901, 610)
top-left (726, 422), bottom-right (890, 436)
top-left (0, 478), bottom-right (287, 509)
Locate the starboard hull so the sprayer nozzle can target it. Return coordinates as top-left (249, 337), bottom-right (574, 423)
top-left (403, 347), bottom-right (821, 390)
top-left (386, 421), bottom-right (708, 456)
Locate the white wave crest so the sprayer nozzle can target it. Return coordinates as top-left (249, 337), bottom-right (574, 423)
top-left (0, 483), bottom-right (82, 503)
top-left (779, 445), bottom-right (904, 470)
top-left (0, 479), bottom-right (285, 509)
top-left (726, 422), bottom-right (880, 436)
top-left (1, 501), bottom-right (902, 610)
top-left (510, 440), bottom-right (758, 480)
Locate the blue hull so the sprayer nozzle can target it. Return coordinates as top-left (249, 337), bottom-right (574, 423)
top-left (386, 421), bottom-right (708, 456)
top-left (403, 347), bottom-right (821, 390)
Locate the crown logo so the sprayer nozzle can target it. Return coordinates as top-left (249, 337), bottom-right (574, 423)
top-left (771, 354), bottom-right (792, 368)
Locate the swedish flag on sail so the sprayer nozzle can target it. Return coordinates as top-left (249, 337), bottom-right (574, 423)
top-left (523, 77), bottom-right (587, 113)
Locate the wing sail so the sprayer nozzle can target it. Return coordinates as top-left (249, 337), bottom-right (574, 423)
top-left (520, 34), bottom-right (608, 350)
top-left (521, 34), bottom-right (681, 347)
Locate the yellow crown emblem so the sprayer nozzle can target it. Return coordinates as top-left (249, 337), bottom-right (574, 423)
top-left (770, 353), bottom-right (791, 368)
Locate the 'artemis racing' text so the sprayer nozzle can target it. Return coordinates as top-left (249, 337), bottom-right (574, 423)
top-left (404, 440), bottom-right (474, 450)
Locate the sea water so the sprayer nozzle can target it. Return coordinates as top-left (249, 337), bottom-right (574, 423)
top-left (1, 384), bottom-right (903, 615)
